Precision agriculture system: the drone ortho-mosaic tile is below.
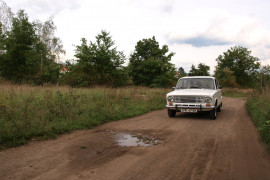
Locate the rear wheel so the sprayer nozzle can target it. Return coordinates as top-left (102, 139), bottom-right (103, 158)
top-left (210, 107), bottom-right (217, 120)
top-left (168, 109), bottom-right (176, 117)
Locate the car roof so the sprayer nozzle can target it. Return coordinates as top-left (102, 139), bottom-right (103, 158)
top-left (180, 76), bottom-right (215, 79)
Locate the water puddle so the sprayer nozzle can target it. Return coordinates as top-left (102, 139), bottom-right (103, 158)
top-left (114, 132), bottom-right (160, 147)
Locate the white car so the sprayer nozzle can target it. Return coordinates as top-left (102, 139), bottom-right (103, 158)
top-left (166, 76), bottom-right (222, 120)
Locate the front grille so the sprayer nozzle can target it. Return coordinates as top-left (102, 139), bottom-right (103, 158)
top-left (174, 96), bottom-right (204, 103)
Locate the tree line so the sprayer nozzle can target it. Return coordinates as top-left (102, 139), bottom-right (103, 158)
top-left (0, 1), bottom-right (64, 84)
top-left (0, 0), bottom-right (270, 89)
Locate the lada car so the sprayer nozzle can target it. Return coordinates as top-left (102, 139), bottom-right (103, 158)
top-left (166, 76), bottom-right (222, 120)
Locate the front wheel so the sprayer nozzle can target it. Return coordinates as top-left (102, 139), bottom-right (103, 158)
top-left (168, 109), bottom-right (176, 117)
top-left (210, 107), bottom-right (217, 120)
top-left (217, 102), bottom-right (222, 112)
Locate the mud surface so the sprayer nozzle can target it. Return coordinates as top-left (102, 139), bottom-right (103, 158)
top-left (113, 132), bottom-right (160, 147)
top-left (1, 97), bottom-right (270, 180)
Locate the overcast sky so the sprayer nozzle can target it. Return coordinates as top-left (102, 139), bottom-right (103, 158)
top-left (5, 0), bottom-right (270, 74)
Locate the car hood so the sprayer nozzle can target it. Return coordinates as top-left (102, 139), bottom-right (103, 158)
top-left (167, 89), bottom-right (215, 97)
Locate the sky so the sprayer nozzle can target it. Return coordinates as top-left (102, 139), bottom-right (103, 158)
top-left (5, 0), bottom-right (270, 74)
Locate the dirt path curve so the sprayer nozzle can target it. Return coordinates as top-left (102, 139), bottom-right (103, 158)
top-left (1, 97), bottom-right (270, 180)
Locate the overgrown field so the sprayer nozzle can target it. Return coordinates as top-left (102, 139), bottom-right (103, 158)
top-left (246, 90), bottom-right (270, 149)
top-left (222, 88), bottom-right (252, 98)
top-left (0, 85), bottom-right (169, 148)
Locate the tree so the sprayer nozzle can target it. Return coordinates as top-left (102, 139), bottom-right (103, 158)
top-left (129, 36), bottom-right (176, 87)
top-left (215, 46), bottom-right (260, 87)
top-left (0, 0), bottom-right (10, 54)
top-left (197, 63), bottom-right (210, 76)
top-left (0, 0), bottom-right (13, 34)
top-left (33, 17), bottom-right (65, 84)
top-left (35, 17), bottom-right (65, 64)
top-left (188, 64), bottom-right (197, 76)
top-left (0, 0), bottom-right (65, 84)
top-left (0, 10), bottom-right (40, 82)
top-left (69, 30), bottom-right (126, 86)
top-left (188, 63), bottom-right (210, 76)
top-left (178, 67), bottom-right (186, 77)
top-left (0, 22), bottom-right (5, 52)
top-left (261, 65), bottom-right (270, 89)
top-left (0, 9), bottom-right (64, 84)
top-left (0, 0), bottom-right (11, 76)
top-left (215, 68), bottom-right (240, 88)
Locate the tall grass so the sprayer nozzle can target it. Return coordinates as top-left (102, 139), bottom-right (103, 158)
top-left (246, 89), bottom-right (270, 149)
top-left (222, 88), bottom-right (252, 98)
top-left (0, 84), bottom-right (169, 148)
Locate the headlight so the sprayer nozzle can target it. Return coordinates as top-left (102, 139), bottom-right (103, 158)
top-left (167, 96), bottom-right (174, 102)
top-left (205, 97), bottom-right (212, 103)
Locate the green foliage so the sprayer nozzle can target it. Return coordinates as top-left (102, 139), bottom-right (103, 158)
top-left (0, 85), bottom-right (169, 148)
top-left (246, 92), bottom-right (270, 148)
top-left (129, 36), bottom-right (176, 87)
top-left (66, 30), bottom-right (127, 87)
top-left (261, 65), bottom-right (270, 89)
top-left (0, 4), bottom-right (64, 85)
top-left (59, 61), bottom-right (92, 87)
top-left (178, 67), bottom-right (187, 77)
top-left (0, 23), bottom-right (6, 62)
top-left (34, 63), bottom-right (60, 85)
top-left (0, 23), bottom-right (5, 47)
top-left (188, 63), bottom-right (210, 76)
top-left (215, 46), bottom-right (260, 88)
top-left (215, 68), bottom-right (240, 88)
top-left (0, 10), bottom-right (44, 82)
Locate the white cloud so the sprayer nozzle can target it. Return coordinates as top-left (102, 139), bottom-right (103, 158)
top-left (54, 0), bottom-right (175, 61)
top-left (4, 0), bottom-right (270, 72)
top-left (7, 0), bottom-right (81, 21)
top-left (164, 8), bottom-right (270, 72)
top-left (261, 59), bottom-right (270, 66)
top-left (170, 44), bottom-right (234, 74)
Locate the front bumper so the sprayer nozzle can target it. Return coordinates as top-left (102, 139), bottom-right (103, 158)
top-left (166, 104), bottom-right (214, 112)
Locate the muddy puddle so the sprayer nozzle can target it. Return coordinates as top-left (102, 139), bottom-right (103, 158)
top-left (113, 132), bottom-right (160, 147)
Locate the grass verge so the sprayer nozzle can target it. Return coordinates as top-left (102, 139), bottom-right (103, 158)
top-left (222, 88), bottom-right (251, 98)
top-left (222, 88), bottom-right (270, 149)
top-left (0, 85), bottom-right (169, 148)
top-left (246, 90), bottom-right (270, 149)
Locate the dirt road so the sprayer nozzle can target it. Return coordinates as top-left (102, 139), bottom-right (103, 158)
top-left (1, 97), bottom-right (270, 180)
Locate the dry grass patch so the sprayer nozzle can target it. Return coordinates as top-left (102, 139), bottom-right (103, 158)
top-left (222, 88), bottom-right (253, 98)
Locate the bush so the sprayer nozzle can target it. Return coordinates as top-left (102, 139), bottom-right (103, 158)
top-left (246, 91), bottom-right (270, 148)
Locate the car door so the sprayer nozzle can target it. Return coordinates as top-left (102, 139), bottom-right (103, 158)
top-left (215, 79), bottom-right (222, 106)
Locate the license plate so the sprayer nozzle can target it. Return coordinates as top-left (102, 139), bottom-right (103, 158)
top-left (181, 109), bottom-right (197, 113)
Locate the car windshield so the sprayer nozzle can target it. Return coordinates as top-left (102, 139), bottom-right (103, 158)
top-left (176, 78), bottom-right (215, 90)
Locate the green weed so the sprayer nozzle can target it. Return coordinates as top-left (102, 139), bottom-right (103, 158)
top-left (246, 90), bottom-right (270, 149)
top-left (0, 85), bottom-right (169, 148)
top-left (80, 146), bottom-right (87, 149)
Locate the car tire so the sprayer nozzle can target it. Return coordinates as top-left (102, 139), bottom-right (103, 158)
top-left (217, 102), bottom-right (222, 112)
top-left (210, 107), bottom-right (217, 120)
top-left (168, 109), bottom-right (176, 117)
